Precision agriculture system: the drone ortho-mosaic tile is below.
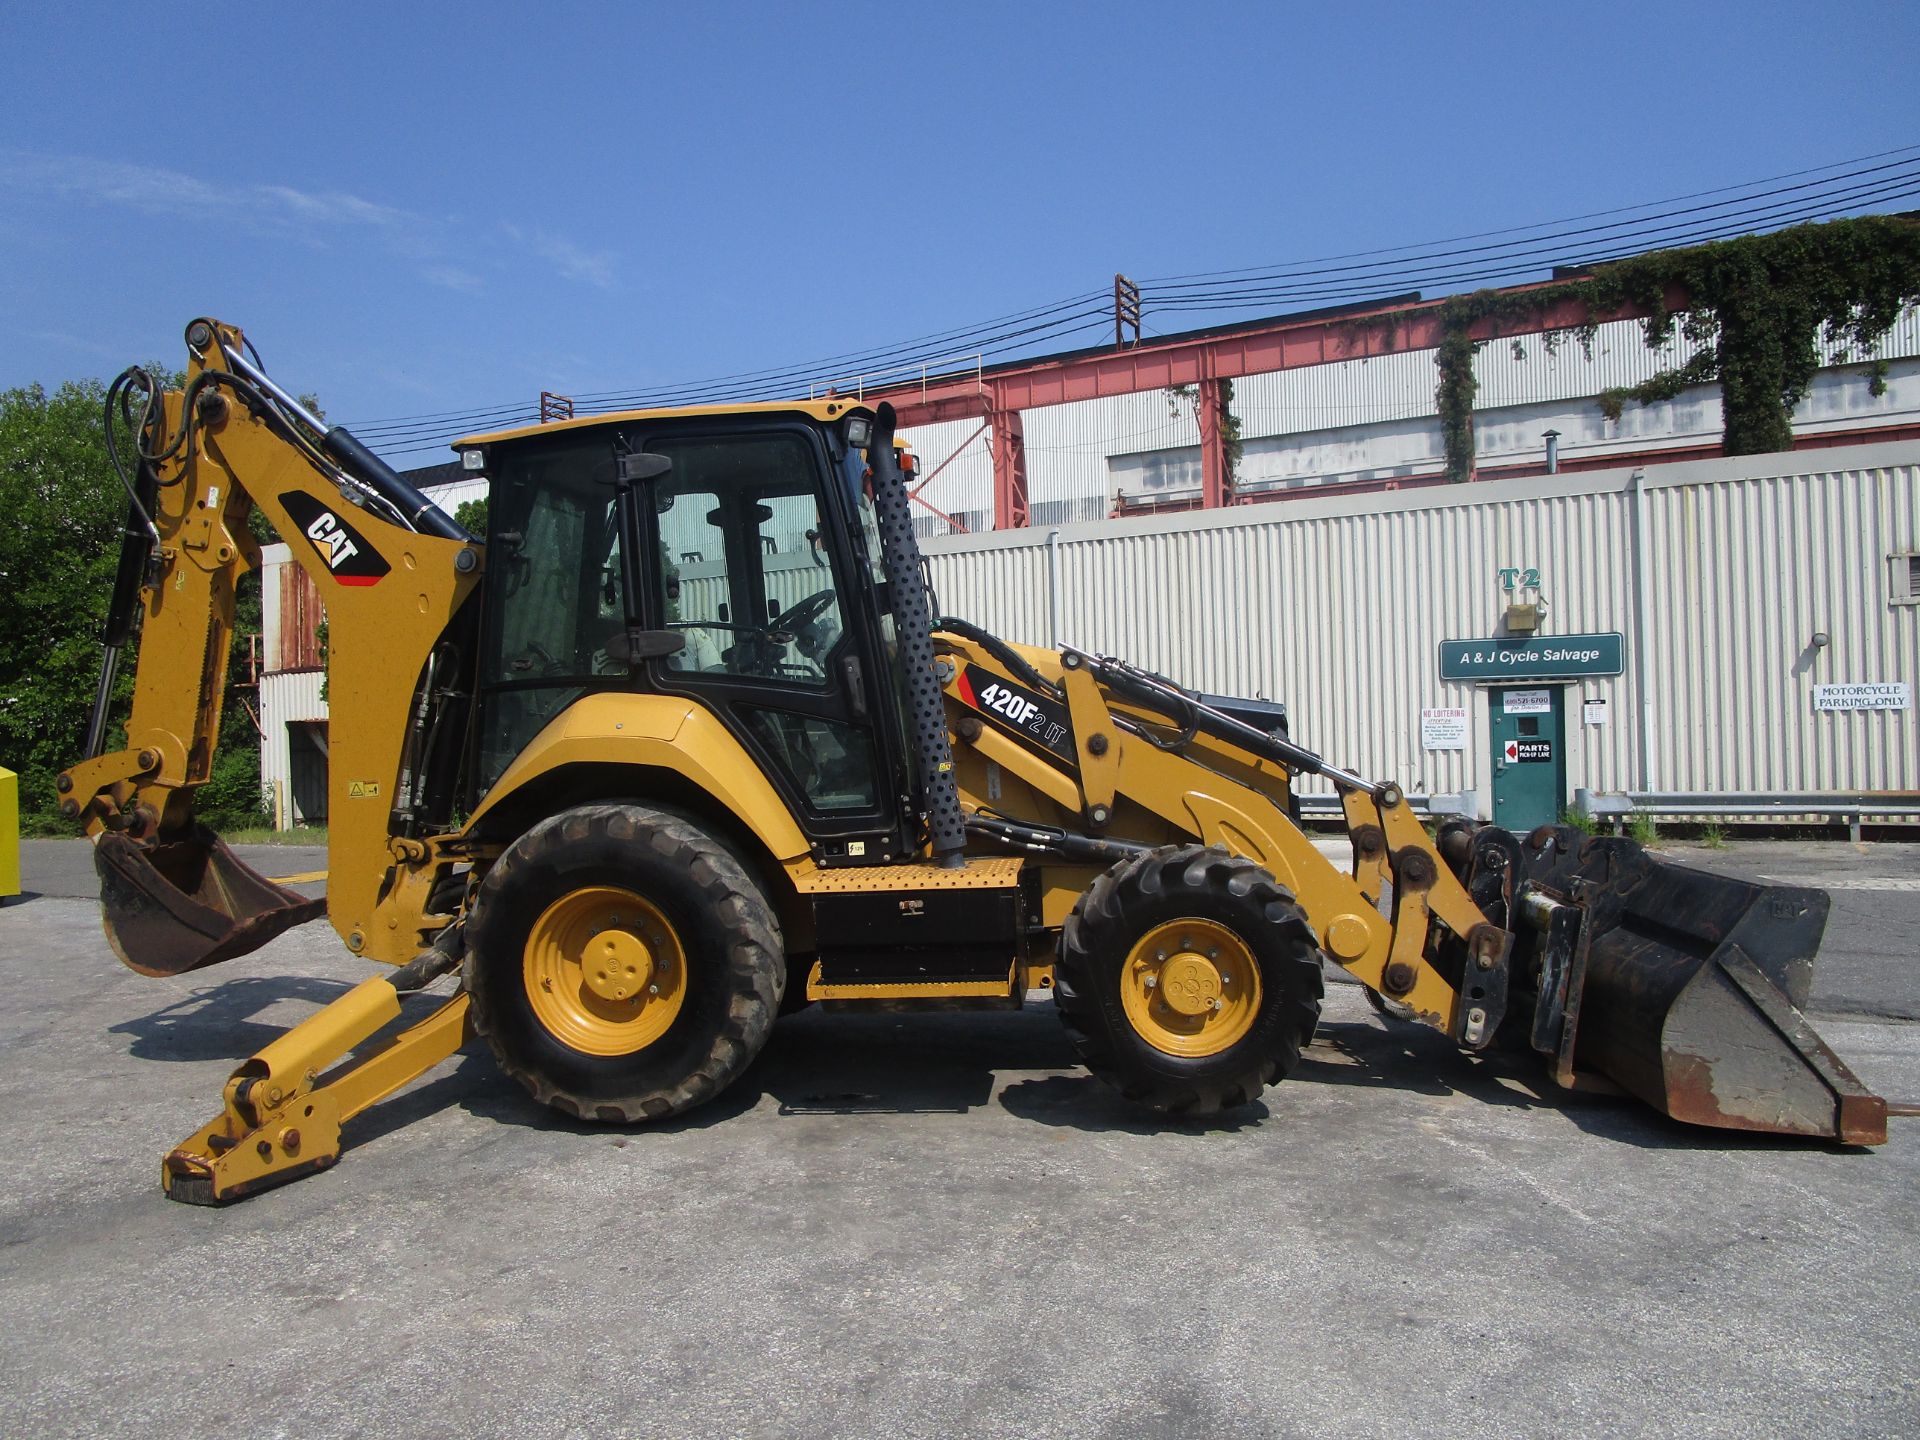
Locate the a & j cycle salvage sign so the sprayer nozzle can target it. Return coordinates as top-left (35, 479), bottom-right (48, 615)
top-left (1438, 632), bottom-right (1624, 682)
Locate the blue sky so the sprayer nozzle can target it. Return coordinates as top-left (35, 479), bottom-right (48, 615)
top-left (3, 2), bottom-right (1916, 461)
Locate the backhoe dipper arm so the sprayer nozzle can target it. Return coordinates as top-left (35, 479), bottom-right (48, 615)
top-left (60, 319), bottom-right (484, 973)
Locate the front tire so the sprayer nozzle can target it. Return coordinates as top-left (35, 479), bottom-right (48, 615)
top-left (465, 803), bottom-right (783, 1123)
top-left (1056, 846), bottom-right (1323, 1115)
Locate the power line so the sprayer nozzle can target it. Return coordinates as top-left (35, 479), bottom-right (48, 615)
top-left (1137, 142), bottom-right (1920, 285)
top-left (1143, 171), bottom-right (1920, 313)
top-left (350, 146), bottom-right (1920, 459)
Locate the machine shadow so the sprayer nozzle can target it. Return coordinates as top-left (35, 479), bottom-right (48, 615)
top-left (1306, 1007), bottom-right (1872, 1155)
top-left (438, 1004), bottom-right (1091, 1140)
top-left (109, 974), bottom-right (359, 1061)
top-left (126, 982), bottom-right (1865, 1160)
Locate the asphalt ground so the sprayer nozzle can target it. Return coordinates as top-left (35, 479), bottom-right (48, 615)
top-left (1, 837), bottom-right (1916, 1439)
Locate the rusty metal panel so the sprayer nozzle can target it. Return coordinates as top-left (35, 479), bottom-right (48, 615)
top-left (273, 562), bottom-right (326, 673)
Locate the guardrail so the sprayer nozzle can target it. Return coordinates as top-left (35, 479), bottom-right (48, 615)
top-left (1293, 788), bottom-right (1920, 843)
top-left (1295, 791), bottom-right (1468, 820)
top-left (1575, 789), bottom-right (1920, 843)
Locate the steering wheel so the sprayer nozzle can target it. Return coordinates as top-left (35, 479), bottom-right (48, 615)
top-left (771, 588), bottom-right (837, 633)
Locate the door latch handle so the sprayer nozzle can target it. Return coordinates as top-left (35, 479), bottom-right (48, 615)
top-left (842, 656), bottom-right (868, 720)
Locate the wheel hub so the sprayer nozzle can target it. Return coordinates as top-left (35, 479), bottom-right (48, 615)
top-left (584, 929), bottom-right (653, 1001)
top-left (1120, 918), bottom-right (1264, 1058)
top-left (1157, 951), bottom-right (1222, 1015)
top-left (523, 886), bottom-right (686, 1057)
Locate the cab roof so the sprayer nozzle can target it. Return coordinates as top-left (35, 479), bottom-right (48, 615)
top-left (454, 397), bottom-right (872, 450)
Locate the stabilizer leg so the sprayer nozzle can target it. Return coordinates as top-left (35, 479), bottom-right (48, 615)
top-left (162, 980), bottom-right (471, 1205)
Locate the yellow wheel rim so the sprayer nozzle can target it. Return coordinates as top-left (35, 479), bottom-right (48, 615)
top-left (1119, 919), bottom-right (1263, 1058)
top-left (523, 886), bottom-right (687, 1057)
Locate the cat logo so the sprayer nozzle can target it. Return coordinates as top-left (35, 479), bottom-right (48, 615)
top-left (347, 780), bottom-right (381, 799)
top-left (305, 511), bottom-right (362, 570)
top-left (278, 490), bottom-right (392, 586)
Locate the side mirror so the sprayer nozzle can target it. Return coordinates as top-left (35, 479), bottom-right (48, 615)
top-left (617, 452), bottom-right (672, 485)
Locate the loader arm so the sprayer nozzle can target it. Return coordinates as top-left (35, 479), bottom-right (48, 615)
top-left (60, 319), bottom-right (484, 972)
top-left (937, 633), bottom-right (1483, 1038)
top-left (934, 629), bottom-right (1886, 1144)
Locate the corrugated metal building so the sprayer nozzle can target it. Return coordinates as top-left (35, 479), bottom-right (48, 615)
top-left (925, 440), bottom-right (1918, 819)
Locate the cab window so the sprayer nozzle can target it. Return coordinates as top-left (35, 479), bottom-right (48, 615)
top-left (649, 434), bottom-right (847, 687)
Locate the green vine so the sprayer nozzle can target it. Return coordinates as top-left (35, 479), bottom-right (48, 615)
top-left (1421, 215), bottom-right (1920, 481)
top-left (1167, 381), bottom-right (1244, 488)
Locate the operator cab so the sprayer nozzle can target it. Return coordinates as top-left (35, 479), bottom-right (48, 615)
top-left (464, 404), bottom-right (915, 864)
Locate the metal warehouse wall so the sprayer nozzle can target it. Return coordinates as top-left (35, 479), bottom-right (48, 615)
top-left (924, 440), bottom-right (1920, 813)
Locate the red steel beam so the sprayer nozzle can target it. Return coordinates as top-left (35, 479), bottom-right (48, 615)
top-left (1197, 376), bottom-right (1230, 509)
top-left (881, 280), bottom-right (1685, 429)
top-left (990, 406), bottom-right (1030, 530)
top-left (877, 279), bottom-right (1689, 530)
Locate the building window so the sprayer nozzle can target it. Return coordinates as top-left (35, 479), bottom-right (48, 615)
top-left (1892, 551), bottom-right (1920, 606)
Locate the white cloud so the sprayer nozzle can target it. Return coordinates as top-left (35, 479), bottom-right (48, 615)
top-left (420, 264), bottom-right (485, 293)
top-left (0, 149), bottom-right (620, 294)
top-left (502, 221), bottom-right (617, 289)
top-left (0, 150), bottom-right (424, 243)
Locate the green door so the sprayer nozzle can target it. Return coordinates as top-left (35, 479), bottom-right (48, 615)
top-left (1489, 685), bottom-right (1566, 832)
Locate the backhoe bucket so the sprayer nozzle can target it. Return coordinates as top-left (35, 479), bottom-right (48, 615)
top-left (95, 827), bottom-right (325, 977)
top-left (1517, 833), bottom-right (1887, 1145)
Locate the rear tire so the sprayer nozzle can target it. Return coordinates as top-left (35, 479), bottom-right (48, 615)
top-left (465, 803), bottom-right (783, 1123)
top-left (1056, 846), bottom-right (1323, 1115)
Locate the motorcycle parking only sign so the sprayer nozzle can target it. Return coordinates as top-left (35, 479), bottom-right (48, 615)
top-left (1812, 682), bottom-right (1910, 712)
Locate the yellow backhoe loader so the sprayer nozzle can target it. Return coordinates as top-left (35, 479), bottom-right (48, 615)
top-left (62, 320), bottom-right (1889, 1204)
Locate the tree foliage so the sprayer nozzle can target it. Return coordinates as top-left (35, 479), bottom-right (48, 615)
top-left (452, 496), bottom-right (488, 536)
top-left (0, 375), bottom-right (266, 833)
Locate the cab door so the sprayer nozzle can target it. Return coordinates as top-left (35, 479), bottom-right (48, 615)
top-left (637, 424), bottom-right (910, 864)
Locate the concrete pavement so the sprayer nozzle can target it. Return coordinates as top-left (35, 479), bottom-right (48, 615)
top-left (0, 837), bottom-right (1914, 1439)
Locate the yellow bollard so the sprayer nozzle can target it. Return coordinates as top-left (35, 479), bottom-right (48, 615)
top-left (0, 767), bottom-right (18, 899)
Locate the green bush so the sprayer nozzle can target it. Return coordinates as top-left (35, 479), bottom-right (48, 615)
top-left (0, 374), bottom-right (263, 833)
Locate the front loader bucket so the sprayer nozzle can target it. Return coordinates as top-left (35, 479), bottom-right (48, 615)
top-left (95, 827), bottom-right (325, 977)
top-left (1518, 833), bottom-right (1887, 1145)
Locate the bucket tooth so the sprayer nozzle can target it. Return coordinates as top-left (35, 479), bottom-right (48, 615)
top-left (95, 827), bottom-right (324, 977)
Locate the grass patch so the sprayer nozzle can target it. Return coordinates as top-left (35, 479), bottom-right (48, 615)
top-left (1627, 813), bottom-right (1660, 848)
top-left (1558, 808), bottom-right (1600, 836)
top-left (222, 825), bottom-right (328, 845)
top-left (1699, 823), bottom-right (1728, 850)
